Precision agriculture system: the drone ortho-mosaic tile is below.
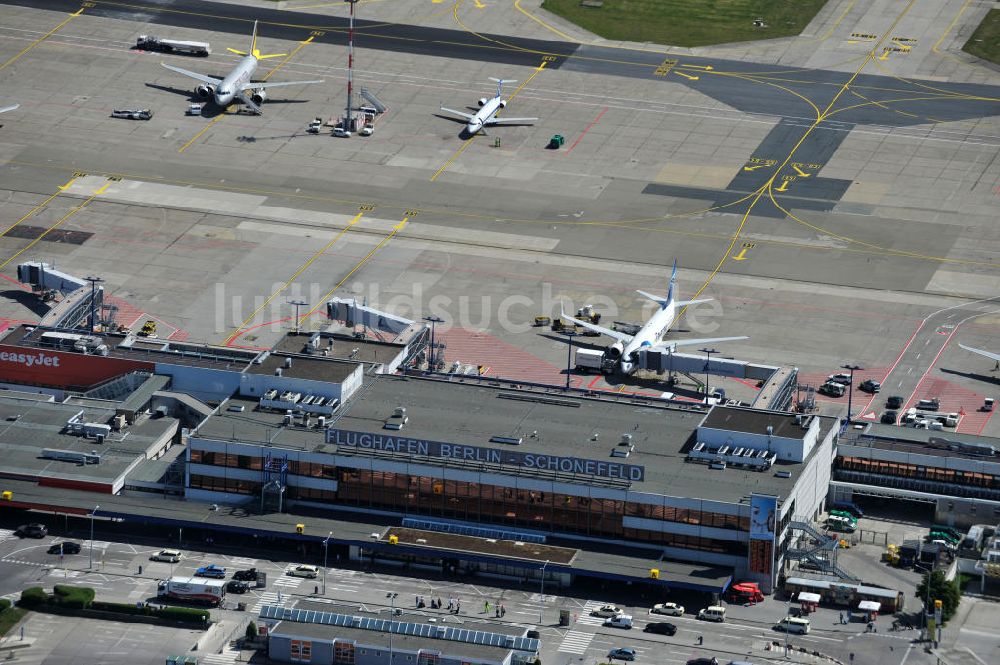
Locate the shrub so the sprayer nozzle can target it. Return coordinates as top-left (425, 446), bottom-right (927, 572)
top-left (19, 587), bottom-right (49, 608)
top-left (90, 601), bottom-right (153, 616)
top-left (157, 606), bottom-right (210, 624)
top-left (52, 585), bottom-right (95, 609)
top-left (246, 621), bottom-right (257, 641)
top-left (0, 598), bottom-right (10, 612)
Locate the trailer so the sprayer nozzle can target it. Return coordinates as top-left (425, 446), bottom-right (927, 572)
top-left (136, 36), bottom-right (210, 57)
top-left (574, 348), bottom-right (604, 373)
top-left (111, 109), bottom-right (153, 120)
top-left (157, 577), bottom-right (225, 605)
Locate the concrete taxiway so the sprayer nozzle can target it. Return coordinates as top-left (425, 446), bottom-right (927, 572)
top-left (0, 0), bottom-right (998, 433)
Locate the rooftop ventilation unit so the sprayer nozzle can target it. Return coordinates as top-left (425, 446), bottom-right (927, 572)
top-left (284, 357), bottom-right (292, 368)
top-left (775, 470), bottom-right (792, 478)
top-left (490, 436), bottom-right (522, 445)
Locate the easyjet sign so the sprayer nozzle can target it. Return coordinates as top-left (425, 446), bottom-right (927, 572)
top-left (0, 351), bottom-right (61, 368)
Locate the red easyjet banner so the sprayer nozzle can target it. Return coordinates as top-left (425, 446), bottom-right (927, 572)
top-left (0, 344), bottom-right (154, 389)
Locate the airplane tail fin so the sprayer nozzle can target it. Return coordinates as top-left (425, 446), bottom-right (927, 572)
top-left (244, 19), bottom-right (286, 59)
top-left (666, 259), bottom-right (678, 303)
top-left (488, 77), bottom-right (516, 97)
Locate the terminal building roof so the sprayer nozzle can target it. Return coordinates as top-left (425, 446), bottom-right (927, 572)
top-left (272, 332), bottom-right (406, 368)
top-left (197, 374), bottom-right (817, 504)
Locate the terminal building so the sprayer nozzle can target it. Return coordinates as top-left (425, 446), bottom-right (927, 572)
top-left (0, 322), bottom-right (838, 594)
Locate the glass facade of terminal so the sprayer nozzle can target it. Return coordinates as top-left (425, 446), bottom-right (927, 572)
top-left (189, 450), bottom-right (750, 556)
top-left (835, 456), bottom-right (1000, 500)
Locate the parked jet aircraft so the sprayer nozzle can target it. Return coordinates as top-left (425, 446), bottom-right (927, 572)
top-left (0, 104), bottom-right (18, 114)
top-left (160, 21), bottom-right (322, 114)
top-left (439, 78), bottom-right (537, 135)
top-left (561, 261), bottom-right (748, 374)
top-left (959, 343), bottom-right (1000, 365)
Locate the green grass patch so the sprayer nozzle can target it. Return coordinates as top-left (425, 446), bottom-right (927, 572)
top-left (0, 607), bottom-right (27, 637)
top-left (540, 0), bottom-right (831, 47)
top-left (963, 9), bottom-right (1000, 65)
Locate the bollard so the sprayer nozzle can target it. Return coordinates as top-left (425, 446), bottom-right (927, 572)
top-left (138, 565), bottom-right (143, 575)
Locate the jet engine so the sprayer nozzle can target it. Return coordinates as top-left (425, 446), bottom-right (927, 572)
top-left (605, 341), bottom-right (624, 360)
top-left (498, 99), bottom-right (507, 108)
top-left (195, 85), bottom-right (214, 99)
top-left (251, 89), bottom-right (267, 106)
top-left (478, 98), bottom-right (488, 107)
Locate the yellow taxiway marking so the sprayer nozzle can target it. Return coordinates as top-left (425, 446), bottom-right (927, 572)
top-left (730, 246), bottom-right (751, 261)
top-left (774, 180), bottom-right (792, 193)
top-left (791, 165), bottom-right (812, 178)
top-left (0, 184), bottom-right (71, 239)
top-left (675, 71), bottom-right (699, 81)
top-left (742, 165), bottom-right (767, 172)
top-left (223, 212), bottom-right (363, 345)
top-left (57, 176), bottom-right (78, 191)
top-left (0, 6), bottom-right (85, 71)
top-left (679, 64), bottom-right (713, 71)
top-left (431, 61), bottom-right (546, 182)
top-left (300, 215), bottom-right (412, 323)
top-left (0, 181), bottom-right (108, 273)
top-left (474, 0), bottom-right (486, 7)
top-left (179, 36), bottom-right (313, 154)
top-left (879, 49), bottom-right (891, 61)
top-left (513, 0), bottom-right (580, 43)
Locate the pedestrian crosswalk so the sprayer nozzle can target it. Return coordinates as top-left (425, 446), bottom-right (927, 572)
top-left (200, 644), bottom-right (239, 665)
top-left (251, 591), bottom-right (284, 614)
top-left (558, 630), bottom-right (595, 654)
top-left (576, 601), bottom-right (607, 626)
top-left (229, 557), bottom-right (257, 567)
top-left (273, 575), bottom-right (304, 589)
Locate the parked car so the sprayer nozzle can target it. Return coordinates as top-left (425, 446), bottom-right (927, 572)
top-left (697, 606), bottom-right (726, 622)
top-left (819, 381), bottom-right (846, 397)
top-left (644, 622), bottom-right (677, 635)
top-left (831, 502), bottom-right (864, 518)
top-left (150, 549), bottom-right (182, 563)
top-left (881, 411), bottom-right (898, 425)
top-left (592, 604), bottom-right (624, 618)
top-left (15, 524), bottom-right (47, 538)
top-left (859, 379), bottom-right (881, 393)
top-left (885, 395), bottom-right (904, 409)
top-left (608, 647), bottom-right (636, 661)
top-left (651, 602), bottom-right (684, 616)
top-left (686, 659), bottom-right (718, 665)
top-left (233, 568), bottom-right (259, 581)
top-left (287, 564), bottom-right (319, 579)
top-left (827, 373), bottom-right (853, 385)
top-left (48, 541), bottom-right (80, 554)
top-left (226, 580), bottom-right (250, 594)
top-left (916, 398), bottom-right (941, 411)
top-left (195, 564), bottom-right (227, 578)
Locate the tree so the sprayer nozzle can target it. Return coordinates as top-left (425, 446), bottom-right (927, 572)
top-left (916, 570), bottom-right (961, 623)
top-left (245, 621), bottom-right (258, 642)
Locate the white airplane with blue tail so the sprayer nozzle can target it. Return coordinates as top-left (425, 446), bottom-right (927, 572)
top-left (440, 77), bottom-right (538, 135)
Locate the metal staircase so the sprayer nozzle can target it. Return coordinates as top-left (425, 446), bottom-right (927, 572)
top-left (786, 520), bottom-right (858, 581)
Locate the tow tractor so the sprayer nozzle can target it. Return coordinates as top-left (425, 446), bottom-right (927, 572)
top-left (111, 108), bottom-right (153, 120)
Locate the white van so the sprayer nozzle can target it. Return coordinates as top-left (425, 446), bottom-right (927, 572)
top-left (604, 614), bottom-right (633, 629)
top-left (777, 617), bottom-right (810, 634)
top-left (697, 606), bottom-right (726, 622)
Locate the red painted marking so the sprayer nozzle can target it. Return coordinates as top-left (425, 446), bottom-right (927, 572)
top-left (564, 107), bottom-right (607, 154)
top-left (0, 274), bottom-right (30, 290)
top-left (226, 316), bottom-right (294, 347)
top-left (855, 320), bottom-right (925, 415)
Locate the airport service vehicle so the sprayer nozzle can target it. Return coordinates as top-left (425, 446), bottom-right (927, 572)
top-left (644, 622), bottom-right (677, 635)
top-left (651, 602), bottom-right (684, 616)
top-left (561, 261), bottom-right (747, 375)
top-left (287, 564), bottom-right (319, 578)
top-left (859, 379), bottom-right (881, 393)
top-left (604, 615), bottom-right (633, 629)
top-left (575, 348), bottom-right (604, 373)
top-left (15, 524), bottom-right (47, 538)
top-left (160, 21), bottom-right (322, 114)
top-left (195, 564), bottom-right (227, 578)
top-left (831, 502), bottom-right (864, 518)
top-left (915, 398), bottom-right (940, 411)
top-left (186, 104), bottom-right (203, 116)
top-left (608, 648), bottom-right (636, 661)
top-left (440, 77), bottom-right (538, 136)
top-left (48, 541), bottom-right (81, 554)
top-left (136, 36), bottom-right (210, 56)
top-left (157, 577), bottom-right (225, 605)
top-left (827, 373), bottom-right (853, 385)
top-left (819, 381), bottom-right (846, 397)
top-left (111, 108), bottom-right (153, 120)
top-left (359, 125), bottom-right (374, 136)
top-left (332, 127), bottom-right (351, 138)
top-left (150, 549), bottom-right (182, 563)
top-left (592, 604), bottom-right (624, 618)
top-left (697, 606), bottom-right (726, 622)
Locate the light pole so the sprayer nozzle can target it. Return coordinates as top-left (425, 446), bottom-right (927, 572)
top-left (699, 348), bottom-right (718, 404)
top-left (387, 592), bottom-right (398, 665)
top-left (538, 560), bottom-right (550, 624)
top-left (563, 331), bottom-right (578, 390)
top-left (289, 299), bottom-right (309, 334)
top-left (85, 276), bottom-right (104, 332)
top-left (323, 531), bottom-right (333, 595)
top-left (841, 364), bottom-right (863, 421)
top-left (88, 505), bottom-right (99, 570)
top-left (424, 315), bottom-right (443, 371)
top-left (784, 596), bottom-right (791, 658)
top-left (344, 0), bottom-right (359, 130)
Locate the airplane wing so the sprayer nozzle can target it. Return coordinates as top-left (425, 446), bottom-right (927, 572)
top-left (160, 62), bottom-right (222, 85)
top-left (560, 306), bottom-right (632, 343)
top-left (0, 104), bottom-right (18, 114)
top-left (240, 80), bottom-right (324, 91)
top-left (651, 336), bottom-right (749, 352)
top-left (487, 117), bottom-right (538, 125)
top-left (959, 343), bottom-right (1000, 363)
top-left (440, 106), bottom-right (475, 120)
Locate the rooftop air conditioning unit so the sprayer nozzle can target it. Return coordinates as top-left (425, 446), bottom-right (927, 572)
top-left (284, 357), bottom-right (292, 368)
top-left (275, 367), bottom-right (282, 376)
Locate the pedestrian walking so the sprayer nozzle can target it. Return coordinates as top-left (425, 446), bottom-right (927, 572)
top-left (495, 607), bottom-right (500, 618)
top-left (501, 604), bottom-right (506, 617)
top-left (485, 600), bottom-right (491, 614)
top-left (697, 635), bottom-right (703, 645)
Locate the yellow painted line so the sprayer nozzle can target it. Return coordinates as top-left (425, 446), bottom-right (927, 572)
top-left (0, 186), bottom-right (69, 239)
top-left (933, 0), bottom-right (972, 57)
top-left (57, 176), bottom-right (78, 191)
top-left (0, 7), bottom-right (84, 71)
top-left (474, 0), bottom-right (486, 8)
top-left (743, 165), bottom-right (766, 172)
top-left (679, 64), bottom-right (713, 71)
top-left (818, 0), bottom-right (859, 42)
top-left (0, 182), bottom-right (107, 273)
top-left (512, 0), bottom-right (580, 43)
top-left (792, 165), bottom-right (811, 177)
top-left (674, 71), bottom-right (699, 81)
top-left (223, 212), bottom-right (363, 345)
top-left (730, 247), bottom-right (750, 261)
top-left (301, 217), bottom-right (410, 321)
top-left (178, 113), bottom-right (225, 154)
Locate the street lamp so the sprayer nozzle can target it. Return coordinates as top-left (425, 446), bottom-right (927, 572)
top-left (88, 505), bottom-right (99, 570)
top-left (538, 560), bottom-right (550, 624)
top-left (323, 531), bottom-right (333, 595)
top-left (699, 348), bottom-right (718, 404)
top-left (289, 299), bottom-right (309, 334)
top-left (563, 331), bottom-right (578, 390)
top-left (387, 592), bottom-right (398, 665)
top-left (344, 0), bottom-right (360, 130)
top-left (424, 315), bottom-right (444, 371)
top-left (784, 596), bottom-right (791, 658)
top-left (841, 364), bottom-right (863, 421)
